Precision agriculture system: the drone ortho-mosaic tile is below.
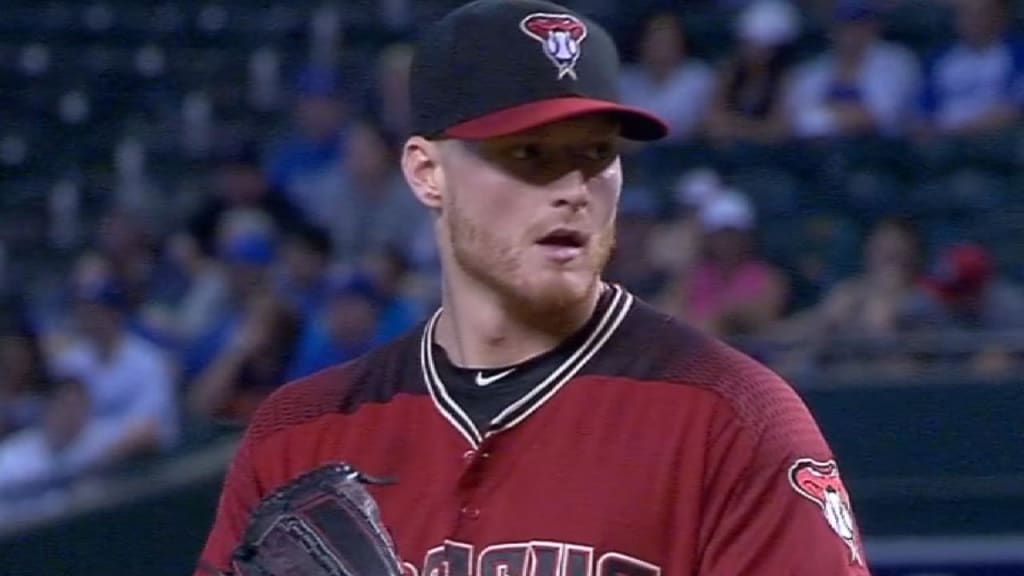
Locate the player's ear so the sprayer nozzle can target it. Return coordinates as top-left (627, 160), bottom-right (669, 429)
top-left (402, 136), bottom-right (444, 210)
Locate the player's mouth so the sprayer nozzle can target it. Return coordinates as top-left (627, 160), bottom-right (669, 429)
top-left (535, 228), bottom-right (588, 263)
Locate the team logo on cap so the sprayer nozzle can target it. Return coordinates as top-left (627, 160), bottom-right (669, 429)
top-left (788, 458), bottom-right (864, 565)
top-left (519, 13), bottom-right (588, 80)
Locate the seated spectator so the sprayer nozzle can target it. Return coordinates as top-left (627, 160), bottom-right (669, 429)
top-left (907, 243), bottom-right (1024, 378)
top-left (182, 224), bottom-right (279, 380)
top-left (276, 223), bottom-right (335, 321)
top-left (604, 187), bottom-right (665, 300)
top-left (813, 217), bottom-right (928, 336)
top-left (0, 315), bottom-right (49, 440)
top-left (0, 376), bottom-right (171, 500)
top-left (267, 66), bottom-right (351, 219)
top-left (164, 151), bottom-right (298, 348)
top-left (184, 141), bottom-right (304, 260)
top-left (919, 0), bottom-right (1024, 137)
top-left (48, 280), bottom-right (179, 467)
top-left (361, 248), bottom-right (428, 341)
top-left (287, 273), bottom-right (387, 380)
top-left (306, 118), bottom-right (428, 266)
top-left (187, 291), bottom-right (300, 423)
top-left (619, 10), bottom-right (716, 142)
top-left (364, 43), bottom-right (414, 138)
top-left (785, 1), bottom-right (921, 138)
top-left (911, 243), bottom-right (1024, 330)
top-left (95, 207), bottom-right (159, 311)
top-left (705, 0), bottom-right (801, 145)
top-left (0, 377), bottom-right (92, 497)
top-left (95, 206), bottom-right (189, 350)
top-left (666, 190), bottom-right (789, 336)
top-left (648, 168), bottom-right (725, 283)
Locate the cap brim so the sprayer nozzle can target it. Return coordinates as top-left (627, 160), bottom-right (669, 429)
top-left (442, 97), bottom-right (668, 141)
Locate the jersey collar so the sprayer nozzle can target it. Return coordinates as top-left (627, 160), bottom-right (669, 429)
top-left (419, 283), bottom-right (634, 448)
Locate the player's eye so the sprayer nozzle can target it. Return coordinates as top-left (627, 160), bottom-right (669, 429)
top-left (579, 141), bottom-right (615, 162)
top-left (509, 143), bottom-right (543, 162)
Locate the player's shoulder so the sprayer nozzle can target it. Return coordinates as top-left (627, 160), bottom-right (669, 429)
top-left (244, 324), bottom-right (427, 445)
top-left (612, 295), bottom-right (808, 435)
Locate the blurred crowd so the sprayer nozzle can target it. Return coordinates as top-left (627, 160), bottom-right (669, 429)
top-left (2, 0), bottom-right (1024, 507)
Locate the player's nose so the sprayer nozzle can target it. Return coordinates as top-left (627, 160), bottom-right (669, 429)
top-left (548, 168), bottom-right (590, 211)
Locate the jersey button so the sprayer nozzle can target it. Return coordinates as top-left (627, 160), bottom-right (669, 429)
top-left (460, 506), bottom-right (481, 519)
top-left (462, 449), bottom-right (475, 461)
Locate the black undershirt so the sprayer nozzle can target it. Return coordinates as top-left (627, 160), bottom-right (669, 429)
top-left (431, 288), bottom-right (613, 432)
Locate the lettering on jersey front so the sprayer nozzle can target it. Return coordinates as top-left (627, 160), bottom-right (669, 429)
top-left (530, 542), bottom-right (563, 576)
top-left (423, 541), bottom-right (473, 576)
top-left (415, 541), bottom-right (655, 576)
top-left (478, 543), bottom-right (530, 576)
top-left (595, 553), bottom-right (661, 576)
top-left (564, 544), bottom-right (594, 576)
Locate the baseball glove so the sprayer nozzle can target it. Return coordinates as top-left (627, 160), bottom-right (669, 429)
top-left (217, 462), bottom-right (404, 576)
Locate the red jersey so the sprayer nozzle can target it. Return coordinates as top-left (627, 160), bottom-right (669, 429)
top-left (196, 285), bottom-right (870, 575)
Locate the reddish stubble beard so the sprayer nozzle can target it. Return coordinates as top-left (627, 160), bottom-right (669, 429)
top-left (443, 193), bottom-right (616, 324)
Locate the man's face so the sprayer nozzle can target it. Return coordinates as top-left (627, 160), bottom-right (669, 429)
top-left (833, 20), bottom-right (878, 60)
top-left (347, 122), bottom-right (392, 182)
top-left (704, 228), bottom-right (751, 265)
top-left (283, 242), bottom-right (327, 287)
top-left (75, 301), bottom-right (120, 343)
top-left (866, 223), bottom-right (917, 281)
top-left (641, 14), bottom-right (686, 72)
top-left (296, 95), bottom-right (344, 143)
top-left (216, 164), bottom-right (268, 205)
top-left (44, 379), bottom-right (91, 451)
top-left (327, 295), bottom-right (378, 345)
top-left (957, 0), bottom-right (1005, 47)
top-left (0, 336), bottom-right (35, 393)
top-left (434, 115), bottom-right (622, 315)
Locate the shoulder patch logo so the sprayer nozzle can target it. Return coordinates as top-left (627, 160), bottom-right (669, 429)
top-left (519, 13), bottom-right (588, 80)
top-left (788, 458), bottom-right (864, 566)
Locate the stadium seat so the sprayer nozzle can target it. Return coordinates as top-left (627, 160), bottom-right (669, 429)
top-left (761, 212), bottom-right (863, 311)
top-left (882, 0), bottom-right (954, 58)
top-left (841, 169), bottom-right (908, 221)
top-left (909, 170), bottom-right (1011, 218)
top-left (726, 167), bottom-right (802, 218)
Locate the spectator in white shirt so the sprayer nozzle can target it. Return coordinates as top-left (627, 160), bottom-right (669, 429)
top-left (619, 10), bottom-right (716, 142)
top-left (785, 1), bottom-right (921, 138)
top-left (49, 281), bottom-right (179, 467)
top-left (919, 0), bottom-right (1024, 137)
top-left (302, 118), bottom-right (428, 267)
top-left (0, 377), bottom-right (89, 496)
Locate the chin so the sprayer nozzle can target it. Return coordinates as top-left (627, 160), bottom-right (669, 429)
top-left (511, 267), bottom-right (599, 314)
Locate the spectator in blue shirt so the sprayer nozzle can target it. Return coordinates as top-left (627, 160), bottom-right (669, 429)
top-left (286, 273), bottom-right (385, 381)
top-left (276, 223), bottom-right (334, 322)
top-left (919, 0), bottom-right (1024, 137)
top-left (267, 65), bottom-right (350, 221)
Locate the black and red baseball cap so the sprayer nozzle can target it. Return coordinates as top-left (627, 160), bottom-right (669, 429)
top-left (409, 0), bottom-right (668, 141)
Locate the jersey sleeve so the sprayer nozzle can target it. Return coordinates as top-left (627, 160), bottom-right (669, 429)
top-left (193, 432), bottom-right (263, 575)
top-left (191, 362), bottom-right (361, 575)
top-left (696, 371), bottom-right (871, 575)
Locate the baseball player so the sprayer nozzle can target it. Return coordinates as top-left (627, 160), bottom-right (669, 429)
top-left (196, 1), bottom-right (872, 574)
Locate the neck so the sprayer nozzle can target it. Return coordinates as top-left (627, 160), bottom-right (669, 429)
top-left (967, 35), bottom-right (1000, 50)
top-left (95, 331), bottom-right (122, 362)
top-left (647, 63), bottom-right (675, 83)
top-left (353, 167), bottom-right (391, 188)
top-left (434, 272), bottom-right (601, 369)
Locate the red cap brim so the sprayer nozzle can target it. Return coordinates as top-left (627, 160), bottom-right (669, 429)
top-left (442, 96), bottom-right (668, 141)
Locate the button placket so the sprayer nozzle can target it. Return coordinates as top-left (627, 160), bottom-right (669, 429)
top-left (456, 441), bottom-right (495, 522)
